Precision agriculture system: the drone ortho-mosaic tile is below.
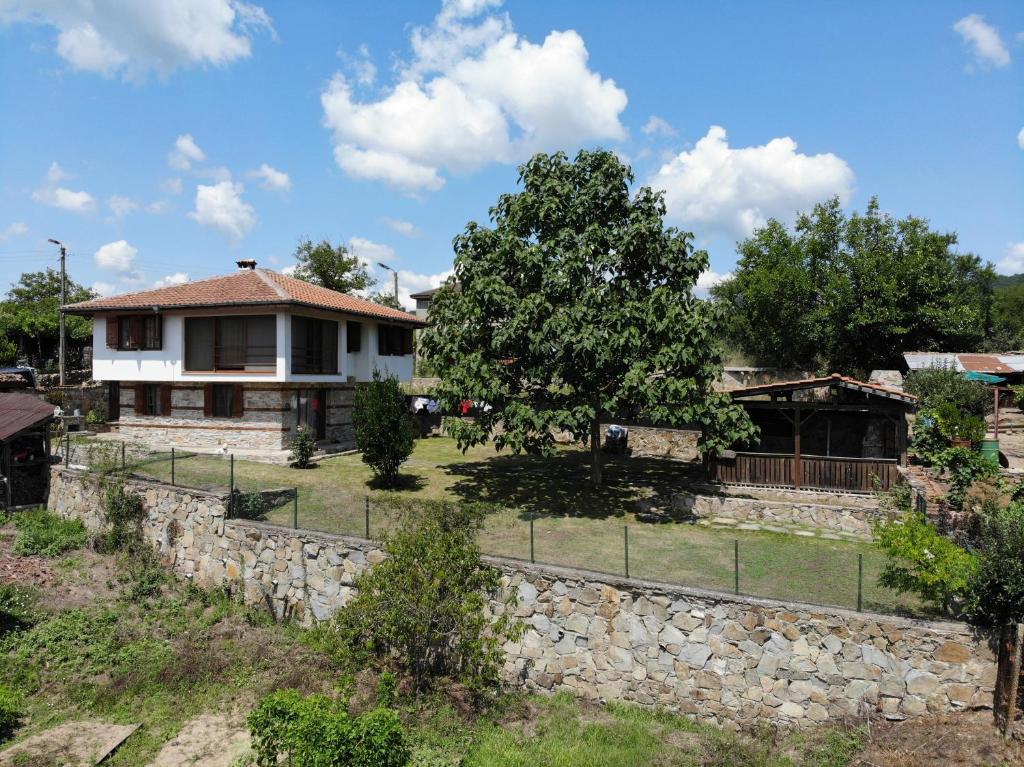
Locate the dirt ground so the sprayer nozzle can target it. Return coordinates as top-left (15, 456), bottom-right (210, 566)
top-left (855, 711), bottom-right (1023, 766)
top-left (0, 722), bottom-right (138, 767)
top-left (146, 714), bottom-right (250, 767)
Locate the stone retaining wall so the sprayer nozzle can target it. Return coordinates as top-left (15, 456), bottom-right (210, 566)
top-left (671, 491), bottom-right (887, 539)
top-left (48, 467), bottom-right (995, 728)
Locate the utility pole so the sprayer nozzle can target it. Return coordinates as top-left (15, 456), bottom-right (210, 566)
top-left (49, 238), bottom-right (67, 386)
top-left (378, 262), bottom-right (399, 306)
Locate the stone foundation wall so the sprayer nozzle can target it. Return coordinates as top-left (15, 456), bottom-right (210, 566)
top-left (48, 467), bottom-right (995, 728)
top-left (624, 427), bottom-right (701, 461)
top-left (671, 492), bottom-right (886, 538)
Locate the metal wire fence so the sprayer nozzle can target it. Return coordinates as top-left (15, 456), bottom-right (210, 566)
top-left (58, 436), bottom-right (924, 617)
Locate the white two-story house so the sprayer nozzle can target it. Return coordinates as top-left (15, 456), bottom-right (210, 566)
top-left (63, 261), bottom-right (425, 456)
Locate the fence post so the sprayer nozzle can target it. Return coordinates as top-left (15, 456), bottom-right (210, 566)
top-left (65, 432), bottom-right (70, 465)
top-left (529, 516), bottom-right (535, 563)
top-left (229, 454), bottom-right (234, 518)
top-left (624, 525), bottom-right (630, 579)
top-left (857, 553), bottom-right (863, 612)
top-left (293, 488), bottom-right (299, 530)
top-left (171, 447), bottom-right (175, 486)
top-left (734, 539), bottom-right (740, 595)
top-left (121, 441), bottom-right (126, 472)
top-left (364, 496), bottom-right (370, 538)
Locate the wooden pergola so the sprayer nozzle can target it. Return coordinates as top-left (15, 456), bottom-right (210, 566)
top-left (0, 393), bottom-right (57, 510)
top-left (709, 374), bottom-right (918, 493)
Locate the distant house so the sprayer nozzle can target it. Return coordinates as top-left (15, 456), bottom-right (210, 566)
top-left (409, 286), bottom-right (442, 321)
top-left (709, 374), bottom-right (918, 493)
top-left (63, 262), bottom-right (425, 456)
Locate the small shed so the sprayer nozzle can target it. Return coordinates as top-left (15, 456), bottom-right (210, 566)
top-left (709, 374), bottom-right (918, 493)
top-left (0, 393), bottom-right (57, 509)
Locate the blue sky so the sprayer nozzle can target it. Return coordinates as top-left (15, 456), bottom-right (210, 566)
top-left (1, 0), bottom-right (1022, 307)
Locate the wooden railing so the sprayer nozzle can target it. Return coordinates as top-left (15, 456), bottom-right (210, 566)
top-left (711, 452), bottom-right (899, 493)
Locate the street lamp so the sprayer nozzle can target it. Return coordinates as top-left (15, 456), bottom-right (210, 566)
top-left (49, 238), bottom-right (67, 386)
top-left (378, 262), bottom-right (398, 306)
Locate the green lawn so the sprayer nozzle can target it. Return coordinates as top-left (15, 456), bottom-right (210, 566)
top-left (73, 435), bottom-right (922, 615)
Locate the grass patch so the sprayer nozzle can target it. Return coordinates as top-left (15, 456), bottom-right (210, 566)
top-left (12, 510), bottom-right (86, 557)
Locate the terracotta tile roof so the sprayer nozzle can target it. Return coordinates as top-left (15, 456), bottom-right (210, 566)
top-left (730, 373), bottom-right (918, 405)
top-left (63, 268), bottom-right (424, 325)
top-left (0, 393), bottom-right (56, 441)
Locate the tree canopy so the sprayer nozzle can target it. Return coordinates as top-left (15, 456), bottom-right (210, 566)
top-left (713, 198), bottom-right (995, 375)
top-left (0, 269), bottom-right (95, 367)
top-left (291, 239), bottom-right (375, 294)
top-left (420, 149), bottom-right (755, 485)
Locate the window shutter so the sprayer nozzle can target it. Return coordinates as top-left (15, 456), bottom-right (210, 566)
top-left (153, 315), bottom-right (163, 350)
top-left (129, 317), bottom-right (143, 350)
top-left (232, 385), bottom-right (244, 417)
top-left (134, 383), bottom-right (145, 415)
top-left (203, 384), bottom-right (214, 417)
top-left (160, 385), bottom-right (172, 416)
top-left (402, 328), bottom-right (413, 355)
top-left (378, 325), bottom-right (387, 355)
top-left (106, 317), bottom-right (119, 348)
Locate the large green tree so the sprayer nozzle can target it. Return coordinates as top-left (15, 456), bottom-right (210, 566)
top-left (420, 150), bottom-right (755, 485)
top-left (290, 239), bottom-right (375, 294)
top-left (0, 269), bottom-right (95, 367)
top-left (714, 198), bottom-right (995, 375)
top-left (985, 280), bottom-right (1024, 351)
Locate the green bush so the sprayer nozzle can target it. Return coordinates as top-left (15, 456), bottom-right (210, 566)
top-left (352, 370), bottom-right (415, 487)
top-left (933, 402), bottom-right (986, 444)
top-left (904, 367), bottom-right (991, 417)
top-left (248, 689), bottom-right (409, 767)
top-left (12, 509), bottom-right (87, 556)
top-left (0, 583), bottom-right (36, 637)
top-left (966, 502), bottom-right (1024, 628)
top-left (0, 337), bottom-right (16, 367)
top-left (321, 501), bottom-right (521, 694)
top-left (932, 446), bottom-right (1000, 509)
top-left (289, 425), bottom-right (316, 469)
top-left (0, 684), bottom-right (21, 743)
top-left (96, 480), bottom-right (146, 552)
top-left (874, 510), bottom-right (977, 614)
top-left (236, 491), bottom-right (268, 520)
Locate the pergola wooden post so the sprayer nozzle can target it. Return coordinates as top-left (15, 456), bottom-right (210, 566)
top-left (792, 405), bottom-right (802, 490)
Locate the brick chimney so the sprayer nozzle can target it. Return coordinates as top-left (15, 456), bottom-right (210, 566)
top-left (236, 259), bottom-right (257, 270)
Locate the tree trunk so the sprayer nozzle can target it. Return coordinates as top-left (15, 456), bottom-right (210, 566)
top-left (590, 417), bottom-right (602, 486)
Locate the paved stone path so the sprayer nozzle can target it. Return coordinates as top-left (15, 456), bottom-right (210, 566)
top-left (695, 516), bottom-right (869, 541)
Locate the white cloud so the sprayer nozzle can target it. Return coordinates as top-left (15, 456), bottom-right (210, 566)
top-left (146, 200), bottom-right (170, 214)
top-left (33, 186), bottom-right (96, 213)
top-left (168, 134), bottom-right (206, 171)
top-left (46, 161), bottom-right (69, 183)
top-left (347, 236), bottom-right (396, 269)
top-left (642, 115), bottom-right (676, 138)
top-left (94, 239), bottom-right (138, 272)
top-left (0, 0), bottom-right (274, 81)
top-left (189, 181), bottom-right (257, 240)
top-left (248, 163), bottom-right (291, 192)
top-left (394, 268), bottom-right (455, 310)
top-left (695, 269), bottom-right (733, 297)
top-left (163, 177), bottom-right (183, 195)
top-left (0, 222), bottom-right (28, 241)
top-left (91, 280), bottom-right (118, 297)
top-left (380, 217), bottom-right (422, 238)
top-left (153, 272), bottom-right (189, 289)
top-left (953, 14), bottom-right (1010, 69)
top-left (321, 0), bottom-right (627, 191)
top-left (1018, 126), bottom-right (1024, 150)
top-left (650, 125), bottom-right (855, 239)
top-left (997, 242), bottom-right (1024, 275)
top-left (108, 194), bottom-right (138, 218)
top-left (281, 264), bottom-right (297, 276)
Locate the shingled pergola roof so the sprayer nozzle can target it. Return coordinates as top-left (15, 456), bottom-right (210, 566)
top-left (63, 268), bottom-right (425, 325)
top-left (729, 373), bottom-right (918, 406)
top-left (0, 393), bottom-right (56, 442)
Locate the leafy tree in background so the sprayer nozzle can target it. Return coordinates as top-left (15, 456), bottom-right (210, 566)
top-left (291, 238), bottom-right (375, 294)
top-left (904, 367), bottom-right (991, 417)
top-left (713, 198), bottom-right (995, 375)
top-left (0, 269), bottom-right (95, 368)
top-left (420, 149), bottom-right (755, 486)
top-left (986, 281), bottom-right (1024, 351)
top-left (352, 370), bottom-right (416, 487)
top-left (369, 292), bottom-right (404, 311)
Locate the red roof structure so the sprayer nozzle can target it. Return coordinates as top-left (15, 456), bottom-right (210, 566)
top-left (728, 373), bottom-right (918, 406)
top-left (0, 393), bottom-right (56, 442)
top-left (63, 268), bottom-right (425, 325)
top-left (956, 354), bottom-right (1016, 375)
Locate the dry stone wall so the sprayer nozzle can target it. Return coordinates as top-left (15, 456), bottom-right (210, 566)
top-left (48, 467), bottom-right (995, 729)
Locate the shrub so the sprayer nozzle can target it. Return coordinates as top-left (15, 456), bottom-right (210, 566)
top-left (933, 402), bottom-right (986, 444)
top-left (0, 685), bottom-right (21, 743)
top-left (966, 502), bottom-right (1024, 629)
top-left (248, 689), bottom-right (409, 767)
top-left (96, 480), bottom-right (146, 552)
top-left (236, 491), bottom-right (268, 520)
top-left (352, 370), bottom-right (415, 487)
top-left (874, 510), bottom-right (977, 614)
top-left (323, 501), bottom-right (521, 694)
top-left (0, 337), bottom-right (16, 367)
top-left (932, 446), bottom-right (1000, 509)
top-left (289, 425), bottom-right (316, 469)
top-left (0, 584), bottom-right (36, 637)
top-left (904, 367), bottom-right (991, 417)
top-left (12, 509), bottom-right (87, 556)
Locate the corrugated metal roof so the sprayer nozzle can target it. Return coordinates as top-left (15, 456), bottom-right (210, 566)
top-left (957, 354), bottom-right (1016, 374)
top-left (997, 355), bottom-right (1024, 372)
top-left (0, 393), bottom-right (56, 442)
top-left (903, 352), bottom-right (962, 371)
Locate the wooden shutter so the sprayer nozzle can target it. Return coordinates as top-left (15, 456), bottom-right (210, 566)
top-left (203, 384), bottom-right (214, 417)
top-left (323, 321), bottom-right (338, 374)
top-left (378, 325), bottom-right (388, 355)
top-left (129, 317), bottom-right (143, 350)
top-left (160, 385), bottom-right (172, 416)
top-left (232, 385), bottom-right (244, 417)
top-left (152, 315), bottom-right (163, 350)
top-left (402, 328), bottom-right (413, 355)
top-left (106, 316), bottom-right (119, 348)
top-left (134, 383), bottom-right (145, 415)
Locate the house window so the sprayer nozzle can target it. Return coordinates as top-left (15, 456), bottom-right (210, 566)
top-left (204, 384), bottom-right (244, 418)
top-left (346, 321), bottom-right (362, 353)
top-left (134, 384), bottom-right (167, 416)
top-left (291, 316), bottom-right (338, 374)
top-left (184, 315), bottom-right (276, 372)
top-left (108, 315), bottom-right (162, 351)
top-left (377, 324), bottom-right (413, 356)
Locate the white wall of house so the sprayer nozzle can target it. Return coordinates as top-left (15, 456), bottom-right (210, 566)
top-left (91, 310), bottom-right (414, 383)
